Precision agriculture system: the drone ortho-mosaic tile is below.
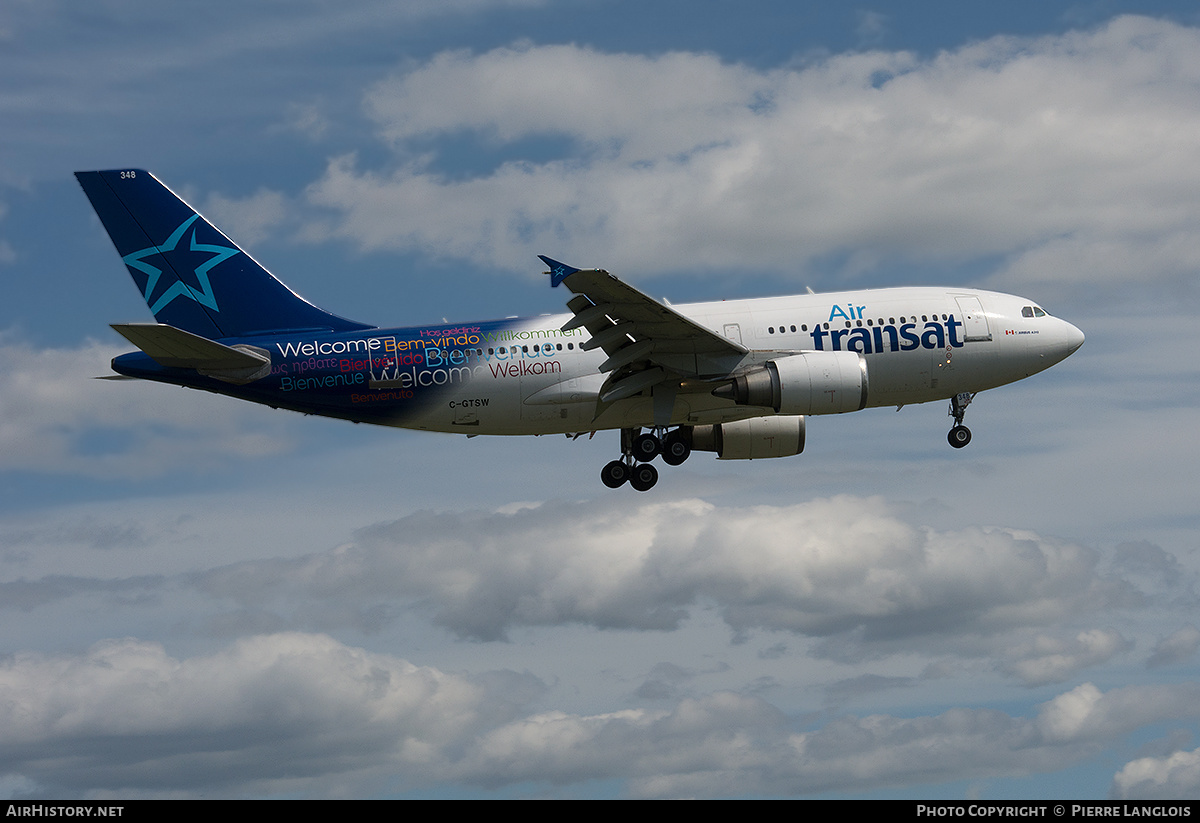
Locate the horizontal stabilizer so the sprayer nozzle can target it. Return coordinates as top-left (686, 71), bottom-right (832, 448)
top-left (111, 323), bottom-right (271, 384)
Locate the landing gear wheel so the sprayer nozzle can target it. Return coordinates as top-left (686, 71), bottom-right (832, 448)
top-left (662, 432), bottom-right (691, 466)
top-left (630, 463), bottom-right (659, 492)
top-left (601, 460), bottom-right (630, 488)
top-left (947, 392), bottom-right (976, 449)
top-left (632, 433), bottom-right (662, 462)
top-left (948, 425), bottom-right (972, 449)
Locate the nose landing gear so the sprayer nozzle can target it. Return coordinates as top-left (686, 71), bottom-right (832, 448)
top-left (947, 392), bottom-right (975, 449)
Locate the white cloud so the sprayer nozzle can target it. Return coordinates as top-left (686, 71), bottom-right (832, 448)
top-left (190, 495), bottom-right (1144, 684)
top-left (1147, 625), bottom-right (1200, 668)
top-left (0, 337), bottom-right (294, 477)
top-left (454, 681), bottom-right (1200, 797)
top-left (3, 632), bottom-right (1197, 797)
top-left (1036, 682), bottom-right (1200, 745)
top-left (305, 17), bottom-right (1200, 292)
top-left (363, 44), bottom-right (770, 153)
top-left (855, 11), bottom-right (888, 46)
top-left (0, 633), bottom-right (508, 797)
top-left (0, 201), bottom-right (13, 264)
top-left (203, 188), bottom-right (288, 248)
top-left (1003, 630), bottom-right (1131, 687)
top-left (285, 101), bottom-right (332, 141)
top-left (1112, 746), bottom-right (1200, 799)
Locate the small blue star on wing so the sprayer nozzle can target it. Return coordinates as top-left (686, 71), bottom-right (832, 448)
top-left (122, 214), bottom-right (240, 315)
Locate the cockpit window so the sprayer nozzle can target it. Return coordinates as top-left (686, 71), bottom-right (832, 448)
top-left (1033, 307), bottom-right (1047, 317)
top-left (1022, 306), bottom-right (1034, 318)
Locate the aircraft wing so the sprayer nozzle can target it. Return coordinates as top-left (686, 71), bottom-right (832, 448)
top-left (540, 256), bottom-right (747, 402)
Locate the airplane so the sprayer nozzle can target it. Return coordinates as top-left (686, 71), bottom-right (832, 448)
top-left (76, 168), bottom-right (1085, 491)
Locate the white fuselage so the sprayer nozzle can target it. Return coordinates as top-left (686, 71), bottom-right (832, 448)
top-left (396, 287), bottom-right (1084, 436)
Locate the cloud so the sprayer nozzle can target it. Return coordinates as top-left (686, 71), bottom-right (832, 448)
top-left (5, 633), bottom-right (1195, 798)
top-left (455, 680), bottom-right (1200, 797)
top-left (0, 633), bottom-right (525, 797)
top-left (0, 1), bottom-right (549, 182)
top-left (191, 495), bottom-right (1144, 684)
top-left (1002, 630), bottom-right (1131, 687)
top-left (0, 575), bottom-right (164, 613)
top-left (1112, 747), bottom-right (1200, 799)
top-left (855, 10), bottom-right (889, 46)
top-left (1147, 625), bottom-right (1200, 668)
top-left (285, 100), bottom-right (332, 141)
top-left (0, 337), bottom-right (294, 477)
top-left (203, 189), bottom-right (289, 248)
top-left (305, 17), bottom-right (1200, 294)
top-left (0, 201), bottom-right (13, 264)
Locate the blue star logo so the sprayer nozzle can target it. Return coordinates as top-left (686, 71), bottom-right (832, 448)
top-left (538, 255), bottom-right (578, 287)
top-left (122, 214), bottom-right (240, 315)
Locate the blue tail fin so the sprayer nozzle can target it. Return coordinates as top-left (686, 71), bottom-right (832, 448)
top-left (75, 169), bottom-right (374, 338)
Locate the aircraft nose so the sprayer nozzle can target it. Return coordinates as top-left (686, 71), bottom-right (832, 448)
top-left (1063, 321), bottom-right (1085, 356)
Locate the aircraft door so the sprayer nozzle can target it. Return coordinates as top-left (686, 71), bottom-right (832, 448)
top-left (723, 323), bottom-right (742, 345)
top-left (955, 296), bottom-right (992, 342)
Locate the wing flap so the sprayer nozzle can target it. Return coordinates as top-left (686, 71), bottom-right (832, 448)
top-left (539, 257), bottom-right (747, 390)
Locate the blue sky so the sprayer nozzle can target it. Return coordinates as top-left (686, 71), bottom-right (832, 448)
top-left (2, 0), bottom-right (1200, 799)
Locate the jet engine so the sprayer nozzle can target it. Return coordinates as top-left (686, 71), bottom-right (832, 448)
top-left (691, 415), bottom-right (806, 460)
top-left (712, 351), bottom-right (868, 415)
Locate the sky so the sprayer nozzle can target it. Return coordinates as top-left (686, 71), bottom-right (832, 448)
top-left (1, 0), bottom-right (1199, 799)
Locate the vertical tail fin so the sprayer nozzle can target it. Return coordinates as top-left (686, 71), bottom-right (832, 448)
top-left (75, 169), bottom-right (374, 339)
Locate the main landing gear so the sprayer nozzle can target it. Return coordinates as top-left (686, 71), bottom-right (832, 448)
top-left (947, 391), bottom-right (976, 449)
top-left (601, 427), bottom-right (692, 491)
